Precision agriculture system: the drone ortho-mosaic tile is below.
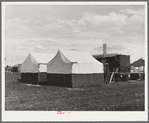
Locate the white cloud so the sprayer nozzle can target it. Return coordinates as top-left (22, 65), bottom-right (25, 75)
top-left (81, 12), bottom-right (127, 27)
top-left (41, 23), bottom-right (67, 31)
top-left (36, 45), bottom-right (44, 49)
top-left (120, 9), bottom-right (144, 16)
top-left (5, 5), bottom-right (145, 65)
top-left (120, 9), bottom-right (145, 22)
top-left (46, 12), bottom-right (128, 35)
top-left (78, 19), bottom-right (85, 25)
top-left (129, 14), bottom-right (145, 22)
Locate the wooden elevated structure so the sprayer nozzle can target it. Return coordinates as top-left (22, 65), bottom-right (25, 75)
top-left (93, 44), bottom-right (130, 83)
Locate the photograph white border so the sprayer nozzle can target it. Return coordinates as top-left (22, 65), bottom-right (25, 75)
top-left (2, 1), bottom-right (148, 121)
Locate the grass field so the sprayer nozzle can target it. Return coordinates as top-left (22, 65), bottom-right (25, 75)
top-left (5, 72), bottom-right (145, 111)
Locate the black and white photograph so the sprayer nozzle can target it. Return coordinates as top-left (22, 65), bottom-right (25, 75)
top-left (2, 1), bottom-right (148, 121)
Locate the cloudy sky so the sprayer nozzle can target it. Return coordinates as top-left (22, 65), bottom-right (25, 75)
top-left (4, 3), bottom-right (146, 66)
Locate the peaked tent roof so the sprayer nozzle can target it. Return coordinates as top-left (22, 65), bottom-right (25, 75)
top-left (131, 58), bottom-right (145, 67)
top-left (21, 52), bottom-right (55, 73)
top-left (21, 53), bottom-right (39, 73)
top-left (60, 49), bottom-right (101, 63)
top-left (47, 49), bottom-right (103, 74)
top-left (30, 52), bottom-right (55, 64)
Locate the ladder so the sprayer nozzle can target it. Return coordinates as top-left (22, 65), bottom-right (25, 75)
top-left (105, 72), bottom-right (112, 83)
top-left (105, 68), bottom-right (119, 84)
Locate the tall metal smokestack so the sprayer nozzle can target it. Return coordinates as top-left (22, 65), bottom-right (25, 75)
top-left (103, 43), bottom-right (107, 56)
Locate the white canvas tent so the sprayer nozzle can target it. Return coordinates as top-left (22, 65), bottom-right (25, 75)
top-left (21, 52), bottom-right (54, 84)
top-left (47, 49), bottom-right (104, 87)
